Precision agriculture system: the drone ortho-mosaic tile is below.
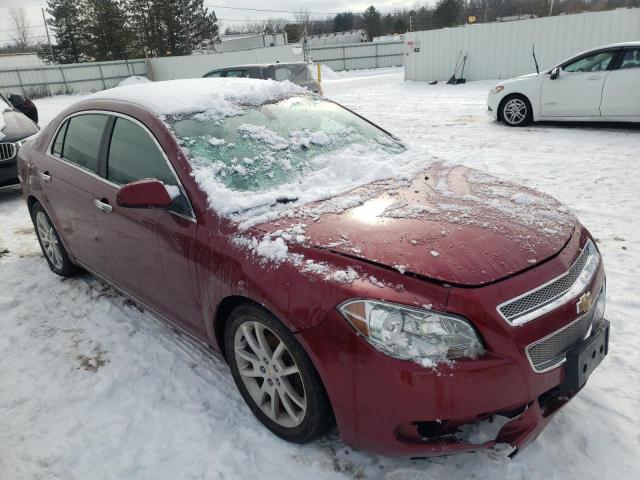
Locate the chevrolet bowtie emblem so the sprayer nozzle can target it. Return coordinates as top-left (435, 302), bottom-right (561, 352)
top-left (576, 292), bottom-right (593, 315)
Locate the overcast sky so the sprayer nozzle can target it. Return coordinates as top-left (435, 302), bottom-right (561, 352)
top-left (0, 0), bottom-right (422, 47)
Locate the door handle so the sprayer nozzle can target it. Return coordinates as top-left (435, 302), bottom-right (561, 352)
top-left (94, 198), bottom-right (113, 212)
top-left (39, 171), bottom-right (51, 182)
top-left (587, 76), bottom-right (601, 81)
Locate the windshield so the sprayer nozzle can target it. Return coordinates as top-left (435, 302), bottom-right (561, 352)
top-left (167, 96), bottom-right (404, 206)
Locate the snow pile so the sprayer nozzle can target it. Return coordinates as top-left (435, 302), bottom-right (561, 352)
top-left (237, 124), bottom-right (289, 150)
top-left (118, 75), bottom-right (151, 87)
top-left (91, 78), bottom-right (307, 116)
top-left (311, 63), bottom-right (340, 80)
top-left (233, 235), bottom-right (289, 264)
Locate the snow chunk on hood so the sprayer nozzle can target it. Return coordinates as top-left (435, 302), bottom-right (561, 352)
top-left (91, 78), bottom-right (307, 116)
top-left (118, 75), bottom-right (151, 87)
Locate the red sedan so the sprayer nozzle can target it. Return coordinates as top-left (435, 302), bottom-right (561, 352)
top-left (17, 79), bottom-right (608, 457)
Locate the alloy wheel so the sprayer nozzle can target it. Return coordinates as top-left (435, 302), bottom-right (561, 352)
top-left (503, 98), bottom-right (528, 125)
top-left (36, 211), bottom-right (64, 270)
top-left (233, 320), bottom-right (307, 428)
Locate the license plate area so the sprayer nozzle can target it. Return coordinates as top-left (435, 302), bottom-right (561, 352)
top-left (562, 321), bottom-right (609, 391)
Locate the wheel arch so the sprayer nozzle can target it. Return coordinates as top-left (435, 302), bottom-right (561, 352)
top-left (214, 295), bottom-right (265, 360)
top-left (27, 194), bottom-right (39, 213)
top-left (498, 92), bottom-right (534, 125)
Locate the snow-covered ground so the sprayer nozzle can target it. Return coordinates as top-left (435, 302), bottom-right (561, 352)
top-left (1, 68), bottom-right (638, 479)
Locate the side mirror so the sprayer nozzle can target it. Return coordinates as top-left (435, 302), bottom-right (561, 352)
top-left (117, 179), bottom-right (173, 209)
top-left (549, 67), bottom-right (560, 80)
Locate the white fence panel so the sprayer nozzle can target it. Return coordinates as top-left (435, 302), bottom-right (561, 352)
top-left (405, 8), bottom-right (640, 82)
top-left (0, 59), bottom-right (147, 97)
top-left (149, 45), bottom-right (303, 80)
top-left (309, 41), bottom-right (404, 71)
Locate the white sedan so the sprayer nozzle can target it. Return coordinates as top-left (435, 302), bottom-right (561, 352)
top-left (487, 41), bottom-right (640, 126)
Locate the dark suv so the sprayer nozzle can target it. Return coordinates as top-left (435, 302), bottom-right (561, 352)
top-left (1, 93), bottom-right (39, 189)
top-left (203, 62), bottom-right (322, 94)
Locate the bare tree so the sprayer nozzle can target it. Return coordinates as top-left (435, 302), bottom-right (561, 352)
top-left (10, 7), bottom-right (32, 51)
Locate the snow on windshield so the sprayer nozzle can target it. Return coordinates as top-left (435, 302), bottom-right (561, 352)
top-left (166, 96), bottom-right (415, 225)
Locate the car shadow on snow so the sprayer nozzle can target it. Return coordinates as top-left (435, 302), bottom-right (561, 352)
top-left (532, 121), bottom-right (640, 132)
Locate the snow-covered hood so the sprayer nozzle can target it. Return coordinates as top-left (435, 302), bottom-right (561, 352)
top-left (0, 109), bottom-right (38, 142)
top-left (255, 163), bottom-right (576, 286)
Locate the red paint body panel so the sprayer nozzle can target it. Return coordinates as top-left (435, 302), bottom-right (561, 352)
top-left (18, 95), bottom-right (608, 457)
top-left (257, 163), bottom-right (576, 286)
top-left (116, 179), bottom-right (172, 208)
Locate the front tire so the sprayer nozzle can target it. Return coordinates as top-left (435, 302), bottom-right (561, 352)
top-left (30, 202), bottom-right (80, 277)
top-left (500, 94), bottom-right (532, 127)
top-left (225, 304), bottom-right (334, 443)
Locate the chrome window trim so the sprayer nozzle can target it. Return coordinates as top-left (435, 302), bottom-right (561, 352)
top-left (45, 109), bottom-right (197, 222)
top-left (496, 239), bottom-right (600, 327)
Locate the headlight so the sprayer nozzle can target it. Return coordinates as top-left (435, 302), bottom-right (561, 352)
top-left (338, 299), bottom-right (484, 364)
top-left (593, 283), bottom-right (606, 325)
top-left (490, 85), bottom-right (504, 94)
top-left (16, 132), bottom-right (39, 149)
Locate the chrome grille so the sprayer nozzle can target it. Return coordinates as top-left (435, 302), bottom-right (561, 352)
top-left (0, 142), bottom-right (16, 162)
top-left (498, 242), bottom-right (592, 324)
top-left (526, 307), bottom-right (594, 372)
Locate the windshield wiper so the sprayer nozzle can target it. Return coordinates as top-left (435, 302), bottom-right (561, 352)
top-left (230, 196), bottom-right (299, 216)
top-left (276, 196), bottom-right (298, 204)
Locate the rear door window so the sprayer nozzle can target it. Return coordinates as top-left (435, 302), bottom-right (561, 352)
top-left (61, 114), bottom-right (109, 173)
top-left (106, 117), bottom-right (176, 186)
top-left (51, 120), bottom-right (68, 157)
top-left (273, 66), bottom-right (293, 82)
top-left (225, 70), bottom-right (248, 78)
top-left (619, 49), bottom-right (640, 69)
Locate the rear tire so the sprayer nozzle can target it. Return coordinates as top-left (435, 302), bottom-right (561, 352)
top-left (30, 202), bottom-right (81, 277)
top-left (225, 303), bottom-right (334, 443)
top-left (500, 94), bottom-right (533, 127)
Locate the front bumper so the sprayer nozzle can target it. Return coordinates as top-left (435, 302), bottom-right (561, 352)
top-left (296, 236), bottom-right (607, 456)
top-left (487, 93), bottom-right (500, 120)
top-left (0, 158), bottom-right (20, 188)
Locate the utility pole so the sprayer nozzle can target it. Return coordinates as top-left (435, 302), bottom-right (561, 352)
top-left (549, 0), bottom-right (554, 16)
top-left (41, 7), bottom-right (55, 63)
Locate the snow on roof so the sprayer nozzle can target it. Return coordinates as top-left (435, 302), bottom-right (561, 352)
top-left (90, 78), bottom-right (308, 116)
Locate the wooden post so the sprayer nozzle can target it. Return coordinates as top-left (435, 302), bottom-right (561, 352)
top-left (98, 64), bottom-right (107, 90)
top-left (59, 67), bottom-right (70, 95)
top-left (317, 63), bottom-right (321, 84)
top-left (41, 8), bottom-right (55, 63)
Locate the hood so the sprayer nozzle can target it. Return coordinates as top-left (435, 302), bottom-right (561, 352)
top-left (0, 109), bottom-right (38, 142)
top-left (255, 163), bottom-right (576, 287)
top-left (497, 72), bottom-right (539, 87)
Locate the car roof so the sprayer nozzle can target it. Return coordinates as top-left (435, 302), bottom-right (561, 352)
top-left (551, 41), bottom-right (640, 69)
top-left (210, 62), bottom-right (308, 70)
top-left (84, 78), bottom-right (310, 116)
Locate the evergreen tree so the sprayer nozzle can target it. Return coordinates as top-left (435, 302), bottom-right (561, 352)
top-left (362, 6), bottom-right (382, 39)
top-left (126, 0), bottom-right (218, 57)
top-left (86, 0), bottom-right (132, 61)
top-left (433, 0), bottom-right (463, 28)
top-left (41, 0), bottom-right (89, 63)
top-left (333, 12), bottom-right (354, 32)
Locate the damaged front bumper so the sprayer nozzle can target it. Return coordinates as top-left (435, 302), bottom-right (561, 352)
top-left (297, 303), bottom-right (610, 457)
top-left (383, 319), bottom-right (610, 457)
